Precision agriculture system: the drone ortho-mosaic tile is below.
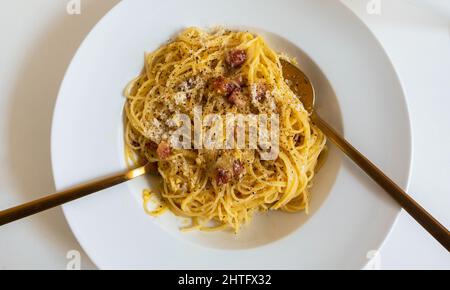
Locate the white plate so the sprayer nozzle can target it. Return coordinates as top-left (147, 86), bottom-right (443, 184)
top-left (51, 0), bottom-right (412, 269)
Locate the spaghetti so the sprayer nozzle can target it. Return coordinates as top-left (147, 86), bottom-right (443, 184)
top-left (124, 27), bottom-right (326, 233)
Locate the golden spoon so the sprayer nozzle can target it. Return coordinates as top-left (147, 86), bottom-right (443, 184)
top-left (0, 164), bottom-right (153, 226)
top-left (280, 59), bottom-right (450, 251)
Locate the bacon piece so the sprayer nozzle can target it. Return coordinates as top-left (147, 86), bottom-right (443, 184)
top-left (232, 161), bottom-right (245, 180)
top-left (216, 168), bottom-right (232, 186)
top-left (226, 49), bottom-right (247, 69)
top-left (227, 88), bottom-right (246, 108)
top-left (211, 76), bottom-right (236, 96)
top-left (156, 141), bottom-right (171, 160)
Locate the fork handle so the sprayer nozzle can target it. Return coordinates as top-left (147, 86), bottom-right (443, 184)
top-left (313, 114), bottom-right (450, 252)
top-left (0, 165), bottom-right (148, 227)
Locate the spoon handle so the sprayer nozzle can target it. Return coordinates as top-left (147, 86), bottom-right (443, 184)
top-left (312, 114), bottom-right (450, 251)
top-left (0, 165), bottom-right (149, 227)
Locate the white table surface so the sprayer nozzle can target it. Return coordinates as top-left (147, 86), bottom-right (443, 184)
top-left (0, 0), bottom-right (448, 270)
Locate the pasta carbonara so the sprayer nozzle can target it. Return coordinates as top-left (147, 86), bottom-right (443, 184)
top-left (124, 27), bottom-right (326, 233)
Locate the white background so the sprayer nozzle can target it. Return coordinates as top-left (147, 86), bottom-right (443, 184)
top-left (0, 0), bottom-right (448, 270)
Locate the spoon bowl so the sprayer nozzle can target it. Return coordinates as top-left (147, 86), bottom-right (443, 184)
top-left (280, 59), bottom-right (315, 113)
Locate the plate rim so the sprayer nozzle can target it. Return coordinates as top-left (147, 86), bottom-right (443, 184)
top-left (343, 4), bottom-right (414, 269)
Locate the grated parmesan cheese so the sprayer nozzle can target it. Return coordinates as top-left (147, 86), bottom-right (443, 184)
top-left (174, 92), bottom-right (187, 105)
top-left (144, 118), bottom-right (165, 143)
top-left (167, 114), bottom-right (183, 128)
